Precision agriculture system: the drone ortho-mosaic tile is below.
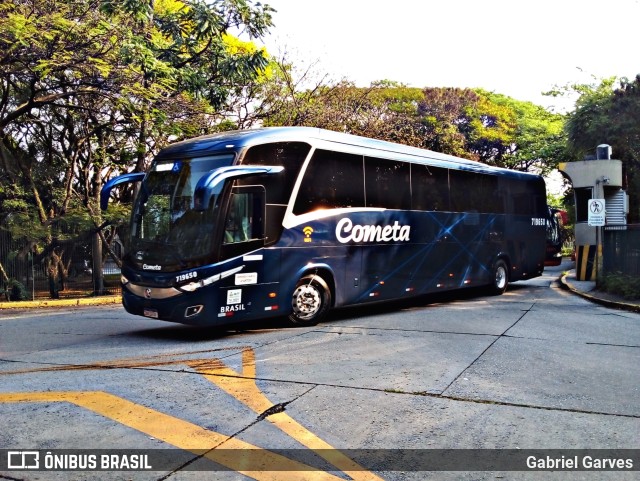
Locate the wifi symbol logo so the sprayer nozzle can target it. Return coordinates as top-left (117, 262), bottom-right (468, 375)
top-left (303, 226), bottom-right (314, 242)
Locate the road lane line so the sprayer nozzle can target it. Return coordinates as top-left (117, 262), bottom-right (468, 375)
top-left (0, 391), bottom-right (346, 480)
top-left (192, 349), bottom-right (385, 481)
top-left (1, 348), bottom-right (384, 480)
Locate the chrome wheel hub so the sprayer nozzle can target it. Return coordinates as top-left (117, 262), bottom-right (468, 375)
top-left (495, 266), bottom-right (507, 289)
top-left (292, 284), bottom-right (321, 319)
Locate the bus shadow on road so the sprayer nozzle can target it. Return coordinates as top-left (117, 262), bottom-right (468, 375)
top-left (324, 287), bottom-right (497, 323)
top-left (316, 282), bottom-right (536, 324)
top-left (125, 309), bottom-right (324, 342)
top-left (125, 322), bottom-right (282, 342)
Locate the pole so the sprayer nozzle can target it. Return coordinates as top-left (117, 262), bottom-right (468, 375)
top-left (595, 225), bottom-right (599, 283)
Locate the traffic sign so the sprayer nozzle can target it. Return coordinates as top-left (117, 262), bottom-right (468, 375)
top-left (588, 198), bottom-right (605, 226)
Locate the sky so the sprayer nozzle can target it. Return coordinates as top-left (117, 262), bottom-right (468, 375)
top-left (257, 0), bottom-right (640, 112)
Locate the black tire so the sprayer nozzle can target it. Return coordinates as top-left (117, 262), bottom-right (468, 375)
top-left (288, 275), bottom-right (332, 326)
top-left (488, 259), bottom-right (509, 295)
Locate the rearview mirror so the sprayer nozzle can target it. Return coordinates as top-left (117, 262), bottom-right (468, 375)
top-left (100, 173), bottom-right (145, 210)
top-left (194, 165), bottom-right (284, 210)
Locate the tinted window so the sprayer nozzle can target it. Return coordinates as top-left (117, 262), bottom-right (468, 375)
top-left (242, 142), bottom-right (311, 244)
top-left (508, 177), bottom-right (546, 216)
top-left (241, 142), bottom-right (310, 205)
top-left (512, 194), bottom-right (530, 215)
top-left (223, 188), bottom-right (264, 244)
top-left (129, 155), bottom-right (233, 270)
top-left (293, 150), bottom-right (365, 215)
top-left (474, 174), bottom-right (502, 213)
top-left (411, 164), bottom-right (450, 211)
top-left (365, 157), bottom-right (411, 209)
top-left (449, 170), bottom-right (503, 214)
top-left (531, 178), bottom-right (548, 217)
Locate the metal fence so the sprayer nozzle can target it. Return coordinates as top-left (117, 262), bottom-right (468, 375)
top-left (603, 224), bottom-right (640, 276)
top-left (0, 223), bottom-right (123, 301)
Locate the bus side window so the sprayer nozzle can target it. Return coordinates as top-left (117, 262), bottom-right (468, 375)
top-left (449, 170), bottom-right (503, 214)
top-left (508, 178), bottom-right (543, 216)
top-left (240, 142), bottom-right (312, 246)
top-left (293, 150), bottom-right (365, 215)
top-left (241, 142), bottom-right (311, 205)
top-left (223, 187), bottom-right (265, 245)
top-left (411, 164), bottom-right (450, 211)
top-left (365, 157), bottom-right (410, 209)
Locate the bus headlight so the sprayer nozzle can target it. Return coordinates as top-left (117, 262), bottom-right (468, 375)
top-left (180, 281), bottom-right (203, 292)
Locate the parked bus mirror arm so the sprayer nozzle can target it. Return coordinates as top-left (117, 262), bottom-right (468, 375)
top-left (100, 173), bottom-right (145, 210)
top-left (193, 165), bottom-right (284, 210)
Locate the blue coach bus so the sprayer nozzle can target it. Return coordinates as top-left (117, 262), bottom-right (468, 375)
top-left (101, 127), bottom-right (548, 326)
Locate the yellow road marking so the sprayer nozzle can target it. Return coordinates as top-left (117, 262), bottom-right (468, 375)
top-left (0, 391), bottom-right (345, 480)
top-left (0, 348), bottom-right (384, 480)
top-left (191, 349), bottom-right (384, 481)
top-left (0, 347), bottom-right (253, 376)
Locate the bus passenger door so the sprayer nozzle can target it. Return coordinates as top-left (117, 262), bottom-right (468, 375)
top-left (218, 185), bottom-right (271, 317)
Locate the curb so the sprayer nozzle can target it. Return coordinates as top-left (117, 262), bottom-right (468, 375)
top-left (559, 274), bottom-right (640, 313)
top-left (0, 296), bottom-right (122, 310)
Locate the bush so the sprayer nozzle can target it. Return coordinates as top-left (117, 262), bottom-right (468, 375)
top-left (599, 272), bottom-right (640, 300)
top-left (1, 279), bottom-right (28, 301)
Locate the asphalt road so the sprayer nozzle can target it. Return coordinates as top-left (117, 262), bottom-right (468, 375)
top-left (0, 260), bottom-right (638, 480)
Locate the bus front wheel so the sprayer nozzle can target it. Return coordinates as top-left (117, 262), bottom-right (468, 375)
top-left (289, 275), bottom-right (331, 326)
top-left (489, 259), bottom-right (509, 295)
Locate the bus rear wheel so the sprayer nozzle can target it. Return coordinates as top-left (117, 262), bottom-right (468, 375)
top-left (289, 275), bottom-right (331, 326)
top-left (488, 259), bottom-right (509, 295)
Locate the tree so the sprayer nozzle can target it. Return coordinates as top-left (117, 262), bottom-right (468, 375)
top-left (0, 0), bottom-right (274, 296)
top-left (418, 88), bottom-right (569, 173)
top-left (258, 61), bottom-right (566, 175)
top-left (418, 87), bottom-right (489, 159)
top-left (564, 76), bottom-right (640, 222)
top-left (0, 0), bottom-right (135, 295)
top-left (477, 90), bottom-right (570, 174)
top-left (256, 61), bottom-right (430, 146)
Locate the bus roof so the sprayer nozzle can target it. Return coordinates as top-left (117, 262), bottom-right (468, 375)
top-left (156, 127), bottom-right (538, 180)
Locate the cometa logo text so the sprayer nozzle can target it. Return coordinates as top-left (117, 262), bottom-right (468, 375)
top-left (335, 218), bottom-right (410, 244)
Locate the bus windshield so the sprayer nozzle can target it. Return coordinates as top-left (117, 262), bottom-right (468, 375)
top-left (128, 154), bottom-right (234, 270)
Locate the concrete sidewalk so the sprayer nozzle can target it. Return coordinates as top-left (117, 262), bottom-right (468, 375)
top-left (561, 269), bottom-right (640, 313)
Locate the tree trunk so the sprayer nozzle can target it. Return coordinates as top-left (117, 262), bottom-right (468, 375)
top-left (91, 231), bottom-right (104, 295)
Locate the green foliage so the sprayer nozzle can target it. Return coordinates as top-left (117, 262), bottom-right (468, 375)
top-left (261, 72), bottom-right (566, 175)
top-left (599, 272), bottom-right (640, 300)
top-left (564, 77), bottom-right (619, 156)
top-left (0, 278), bottom-right (28, 301)
top-left (477, 90), bottom-right (570, 174)
top-left (564, 76), bottom-right (640, 222)
top-left (546, 193), bottom-right (565, 209)
top-left (0, 0), bottom-right (273, 247)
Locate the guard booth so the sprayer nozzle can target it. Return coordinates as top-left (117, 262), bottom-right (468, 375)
top-left (559, 145), bottom-right (629, 280)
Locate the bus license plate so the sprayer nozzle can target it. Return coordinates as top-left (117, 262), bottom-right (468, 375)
top-left (143, 308), bottom-right (158, 319)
